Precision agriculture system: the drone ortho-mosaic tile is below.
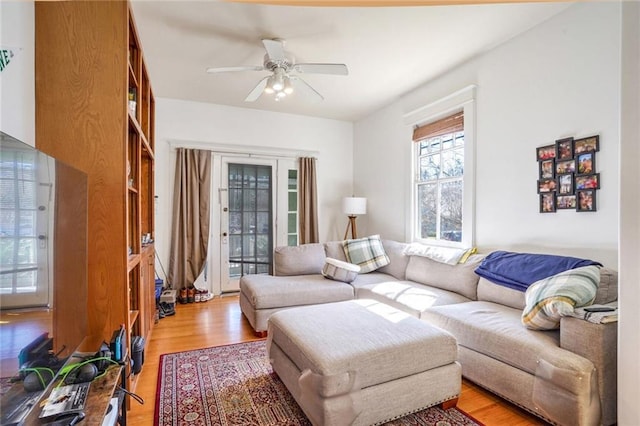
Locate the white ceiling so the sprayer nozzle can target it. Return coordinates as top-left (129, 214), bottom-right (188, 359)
top-left (130, 1), bottom-right (571, 122)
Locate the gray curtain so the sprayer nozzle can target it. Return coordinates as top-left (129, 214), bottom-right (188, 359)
top-left (168, 149), bottom-right (212, 289)
top-left (298, 157), bottom-right (319, 244)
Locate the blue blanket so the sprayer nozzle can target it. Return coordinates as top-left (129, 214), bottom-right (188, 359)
top-left (474, 251), bottom-right (602, 292)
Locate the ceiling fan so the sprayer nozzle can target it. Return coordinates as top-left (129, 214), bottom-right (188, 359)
top-left (206, 38), bottom-right (348, 103)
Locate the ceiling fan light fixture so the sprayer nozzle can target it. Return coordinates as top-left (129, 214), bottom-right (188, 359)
top-left (264, 75), bottom-right (276, 94)
top-left (272, 77), bottom-right (284, 92)
top-left (283, 77), bottom-right (294, 95)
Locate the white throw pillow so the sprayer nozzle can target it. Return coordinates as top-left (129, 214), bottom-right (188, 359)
top-left (322, 257), bottom-right (360, 283)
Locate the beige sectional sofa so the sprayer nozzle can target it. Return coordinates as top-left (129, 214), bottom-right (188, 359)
top-left (239, 239), bottom-right (618, 426)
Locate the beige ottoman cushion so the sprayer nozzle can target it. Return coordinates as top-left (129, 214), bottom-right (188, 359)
top-left (267, 299), bottom-right (461, 425)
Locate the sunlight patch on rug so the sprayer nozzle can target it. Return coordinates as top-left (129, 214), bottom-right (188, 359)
top-left (155, 340), bottom-right (482, 426)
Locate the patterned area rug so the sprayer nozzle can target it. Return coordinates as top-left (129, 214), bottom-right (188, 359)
top-left (155, 340), bottom-right (482, 426)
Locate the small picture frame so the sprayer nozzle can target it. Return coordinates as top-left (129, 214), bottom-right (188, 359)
top-left (557, 195), bottom-right (577, 209)
top-left (555, 159), bottom-right (576, 175)
top-left (576, 152), bottom-right (596, 175)
top-left (557, 174), bottom-right (573, 195)
top-left (574, 135), bottom-right (600, 154)
top-left (539, 158), bottom-right (555, 179)
top-left (538, 178), bottom-right (557, 193)
top-left (536, 144), bottom-right (556, 161)
top-left (540, 193), bottom-right (556, 213)
top-left (556, 137), bottom-right (574, 160)
top-left (576, 189), bottom-right (597, 212)
top-left (575, 173), bottom-right (600, 190)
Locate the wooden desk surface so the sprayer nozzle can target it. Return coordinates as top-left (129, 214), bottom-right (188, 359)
top-left (21, 365), bottom-right (123, 425)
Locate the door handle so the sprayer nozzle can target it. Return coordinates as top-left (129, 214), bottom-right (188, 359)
top-left (222, 232), bottom-right (228, 237)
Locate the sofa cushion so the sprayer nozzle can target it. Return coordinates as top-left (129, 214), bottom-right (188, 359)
top-left (521, 266), bottom-right (599, 330)
top-left (322, 257), bottom-right (360, 283)
top-left (477, 277), bottom-right (526, 310)
top-left (274, 243), bottom-right (326, 276)
top-left (422, 301), bottom-right (595, 387)
top-left (355, 280), bottom-right (471, 319)
top-left (240, 274), bottom-right (353, 309)
top-left (405, 253), bottom-right (484, 300)
top-left (478, 267), bottom-right (616, 310)
top-left (594, 267), bottom-right (617, 304)
top-left (324, 241), bottom-right (348, 262)
top-left (376, 240), bottom-right (410, 280)
top-left (342, 235), bottom-right (390, 273)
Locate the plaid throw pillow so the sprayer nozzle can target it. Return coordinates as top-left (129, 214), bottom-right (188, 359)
top-left (521, 265), bottom-right (599, 330)
top-left (342, 235), bottom-right (390, 273)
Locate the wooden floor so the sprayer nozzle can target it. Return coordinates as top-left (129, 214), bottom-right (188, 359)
top-left (0, 308), bottom-right (52, 378)
top-left (127, 295), bottom-right (548, 425)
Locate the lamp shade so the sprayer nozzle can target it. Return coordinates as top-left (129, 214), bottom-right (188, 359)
top-left (342, 197), bottom-right (367, 215)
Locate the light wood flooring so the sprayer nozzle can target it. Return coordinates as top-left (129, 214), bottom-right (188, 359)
top-left (126, 295), bottom-right (548, 425)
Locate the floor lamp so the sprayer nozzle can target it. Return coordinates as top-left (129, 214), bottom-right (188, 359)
top-left (342, 197), bottom-right (367, 240)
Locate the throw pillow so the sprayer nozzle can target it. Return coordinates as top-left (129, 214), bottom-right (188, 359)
top-left (342, 235), bottom-right (390, 274)
top-left (521, 265), bottom-right (600, 330)
top-left (322, 257), bottom-right (361, 283)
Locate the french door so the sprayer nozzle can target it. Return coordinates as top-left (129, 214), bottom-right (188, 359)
top-left (0, 151), bottom-right (51, 308)
top-left (218, 156), bottom-right (297, 293)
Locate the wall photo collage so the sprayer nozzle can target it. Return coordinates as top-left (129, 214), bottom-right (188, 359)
top-left (536, 135), bottom-right (600, 213)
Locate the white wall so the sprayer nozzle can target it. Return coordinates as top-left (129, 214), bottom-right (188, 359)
top-left (618, 2), bottom-right (640, 424)
top-left (354, 2), bottom-right (620, 268)
top-left (0, 1), bottom-right (34, 145)
top-left (154, 98), bottom-right (353, 289)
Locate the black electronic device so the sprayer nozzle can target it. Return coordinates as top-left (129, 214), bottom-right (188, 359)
top-left (584, 306), bottom-right (616, 313)
top-left (131, 336), bottom-right (145, 375)
top-left (42, 412), bottom-right (85, 426)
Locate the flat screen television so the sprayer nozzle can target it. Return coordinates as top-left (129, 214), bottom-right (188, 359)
top-left (0, 131), bottom-right (88, 423)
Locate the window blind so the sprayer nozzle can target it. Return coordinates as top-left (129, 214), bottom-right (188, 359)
top-left (413, 111), bottom-right (464, 142)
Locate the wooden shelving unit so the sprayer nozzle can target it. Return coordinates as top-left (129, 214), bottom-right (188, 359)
top-left (35, 1), bottom-right (155, 393)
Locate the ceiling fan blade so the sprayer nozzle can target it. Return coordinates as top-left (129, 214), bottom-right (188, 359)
top-left (294, 63), bottom-right (348, 76)
top-left (290, 77), bottom-right (324, 103)
top-left (206, 65), bottom-right (264, 73)
top-left (244, 77), bottom-right (269, 102)
top-left (262, 38), bottom-right (286, 62)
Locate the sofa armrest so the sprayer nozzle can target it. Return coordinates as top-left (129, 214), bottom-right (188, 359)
top-left (560, 316), bottom-right (617, 425)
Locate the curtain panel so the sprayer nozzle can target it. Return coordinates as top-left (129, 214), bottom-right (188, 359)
top-left (298, 157), bottom-right (319, 244)
top-left (168, 149), bottom-right (212, 289)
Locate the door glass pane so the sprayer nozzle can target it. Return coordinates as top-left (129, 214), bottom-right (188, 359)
top-left (257, 189), bottom-right (269, 211)
top-left (227, 164), bottom-right (273, 277)
top-left (229, 212), bottom-right (241, 234)
top-left (242, 190), bottom-right (256, 211)
top-left (257, 212), bottom-right (269, 234)
top-left (229, 189), bottom-right (242, 210)
top-left (257, 168), bottom-right (270, 189)
top-left (287, 169), bottom-right (298, 246)
top-left (243, 213), bottom-right (256, 234)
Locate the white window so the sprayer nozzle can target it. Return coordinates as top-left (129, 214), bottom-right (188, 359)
top-left (415, 122), bottom-right (465, 244)
top-left (407, 86), bottom-right (476, 248)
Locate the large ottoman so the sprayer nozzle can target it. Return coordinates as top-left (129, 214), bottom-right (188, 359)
top-left (267, 299), bottom-right (461, 426)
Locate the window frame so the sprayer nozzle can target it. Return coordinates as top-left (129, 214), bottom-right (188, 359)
top-left (404, 86), bottom-right (476, 248)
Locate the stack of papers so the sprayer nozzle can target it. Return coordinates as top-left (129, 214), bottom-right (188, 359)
top-left (39, 382), bottom-right (90, 419)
